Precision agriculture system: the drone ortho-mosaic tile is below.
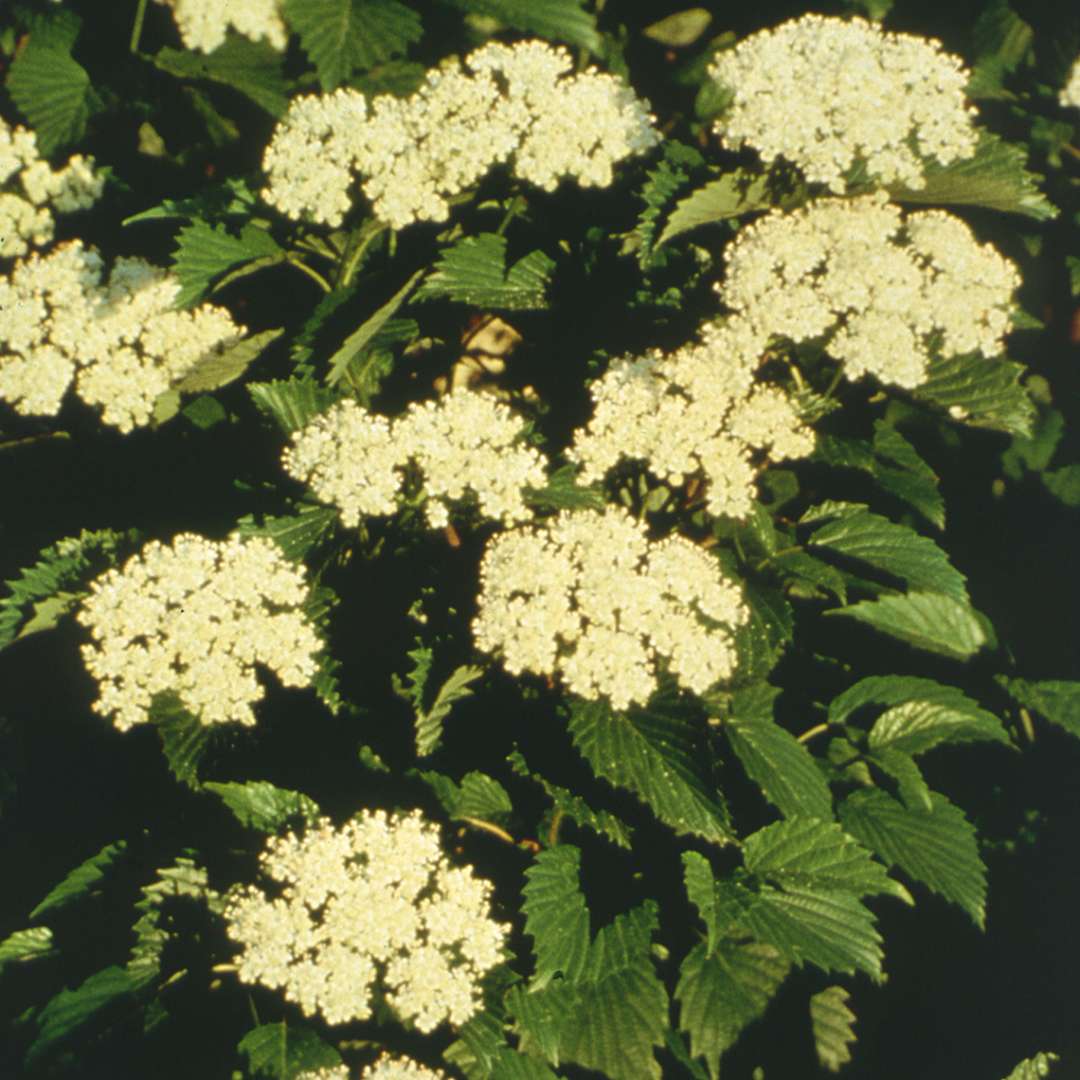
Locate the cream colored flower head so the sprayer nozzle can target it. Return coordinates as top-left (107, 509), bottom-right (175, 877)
top-left (0, 243), bottom-right (245, 431)
top-left (1061, 56), bottom-right (1080, 109)
top-left (0, 116), bottom-right (103, 259)
top-left (717, 195), bottom-right (1020, 389)
top-left (262, 39), bottom-right (659, 229)
top-left (298, 1057), bottom-right (449, 1080)
top-left (473, 507), bottom-right (749, 710)
top-left (152, 0), bottom-right (287, 53)
top-left (284, 389), bottom-right (548, 529)
top-left (709, 14), bottom-right (978, 192)
top-left (226, 809), bottom-right (508, 1031)
top-left (78, 534), bottom-right (322, 731)
top-left (569, 316), bottom-right (814, 520)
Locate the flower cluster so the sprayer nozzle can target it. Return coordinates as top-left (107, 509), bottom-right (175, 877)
top-left (78, 534), bottom-right (322, 731)
top-left (569, 318), bottom-right (814, 519)
top-left (717, 195), bottom-right (1020, 389)
top-left (284, 389), bottom-right (547, 529)
top-left (262, 39), bottom-right (660, 229)
top-left (299, 1058), bottom-right (448, 1080)
top-left (473, 507), bottom-right (749, 709)
top-left (0, 117), bottom-right (102, 259)
top-left (0, 241), bottom-right (245, 430)
top-left (709, 14), bottom-right (977, 192)
top-left (226, 810), bottom-right (507, 1031)
top-left (1062, 55), bottom-right (1080, 109)
top-left (152, 0), bottom-right (287, 53)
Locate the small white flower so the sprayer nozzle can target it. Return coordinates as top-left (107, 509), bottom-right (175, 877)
top-left (262, 39), bottom-right (659, 229)
top-left (473, 507), bottom-right (749, 709)
top-left (153, 0), bottom-right (287, 53)
top-left (569, 318), bottom-right (813, 519)
top-left (1061, 55), bottom-right (1080, 109)
top-left (717, 195), bottom-right (1020, 389)
top-left (284, 389), bottom-right (547, 529)
top-left (226, 810), bottom-right (507, 1032)
top-left (78, 534), bottom-right (322, 731)
top-left (709, 14), bottom-right (978, 192)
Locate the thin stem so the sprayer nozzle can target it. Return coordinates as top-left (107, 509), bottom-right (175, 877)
top-left (823, 363), bottom-right (845, 399)
top-left (459, 816), bottom-right (516, 845)
top-left (0, 430), bottom-right (70, 450)
top-left (340, 222), bottom-right (388, 288)
top-left (1061, 143), bottom-right (1080, 163)
top-left (547, 808), bottom-right (565, 848)
top-left (130, 0), bottom-right (149, 53)
top-left (496, 196), bottom-right (527, 237)
top-left (286, 254), bottom-right (332, 292)
top-left (1019, 707), bottom-right (1036, 743)
top-left (797, 722), bottom-right (830, 744)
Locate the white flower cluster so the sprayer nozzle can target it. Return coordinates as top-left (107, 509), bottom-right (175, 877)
top-left (709, 14), bottom-right (978, 192)
top-left (152, 0), bottom-right (287, 53)
top-left (570, 318), bottom-right (814, 519)
top-left (226, 810), bottom-right (507, 1031)
top-left (78, 534), bottom-right (322, 731)
top-left (299, 1058), bottom-right (448, 1080)
top-left (1062, 55), bottom-right (1080, 109)
top-left (473, 507), bottom-right (749, 709)
top-left (262, 39), bottom-right (660, 229)
top-left (717, 195), bottom-right (1021, 389)
top-left (0, 117), bottom-right (102, 259)
top-left (0, 241), bottom-right (245, 431)
top-left (284, 389), bottom-right (547, 529)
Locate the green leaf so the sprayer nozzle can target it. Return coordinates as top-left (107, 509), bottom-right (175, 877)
top-left (169, 328), bottom-right (282, 397)
top-left (915, 352), bottom-right (1034, 438)
top-left (522, 846), bottom-right (591, 990)
top-left (416, 234), bottom-right (556, 310)
top-left (235, 504), bottom-right (340, 562)
top-left (487, 1052), bottom-right (563, 1080)
top-left (129, 856), bottom-right (221, 970)
top-left (643, 9), bottom-right (712, 46)
top-left (744, 817), bottom-right (909, 903)
top-left (827, 592), bottom-right (989, 661)
top-left (508, 749), bottom-right (634, 850)
top-left (122, 178), bottom-right (258, 227)
top-left (681, 851), bottom-right (721, 953)
top-left (886, 130), bottom-right (1056, 220)
top-left (414, 664), bottom-right (484, 757)
top-left (839, 789), bottom-right (986, 927)
top-left (282, 0), bottom-right (422, 90)
top-left (1002, 1051), bottom-right (1061, 1080)
top-left (0, 530), bottom-right (137, 651)
top-left (658, 171), bottom-right (771, 247)
top-left (418, 770), bottom-right (513, 822)
top-left (871, 422), bottom-right (946, 529)
top-left (6, 24), bottom-right (90, 154)
top-left (27, 965), bottom-right (158, 1065)
top-left (511, 903), bottom-right (667, 1080)
top-left (769, 549), bottom-right (848, 603)
top-left (631, 141), bottom-right (706, 268)
top-left (803, 503), bottom-right (968, 602)
top-left (567, 695), bottom-right (734, 845)
top-left (150, 693), bottom-right (212, 790)
top-left (204, 781), bottom-right (320, 832)
top-left (810, 986), bottom-right (857, 1073)
top-left (238, 1022), bottom-right (342, 1080)
top-left (744, 885), bottom-right (884, 980)
top-left (825, 673), bottom-right (1010, 760)
top-left (438, 0), bottom-right (601, 53)
top-left (248, 379), bottom-right (336, 434)
top-left (1043, 464), bottom-right (1080, 508)
top-left (997, 677), bottom-right (1080, 739)
top-left (523, 464), bottom-right (606, 513)
top-left (171, 221), bottom-right (284, 309)
top-left (30, 841), bottom-right (128, 920)
top-left (867, 747), bottom-right (933, 812)
top-left (722, 683), bottom-right (833, 820)
top-left (153, 37), bottom-right (289, 116)
top-left (0, 927), bottom-right (55, 973)
top-left (730, 580), bottom-right (794, 685)
top-left (326, 271), bottom-right (423, 387)
top-left (1002, 409), bottom-right (1065, 480)
top-left (676, 939), bottom-right (789, 1077)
